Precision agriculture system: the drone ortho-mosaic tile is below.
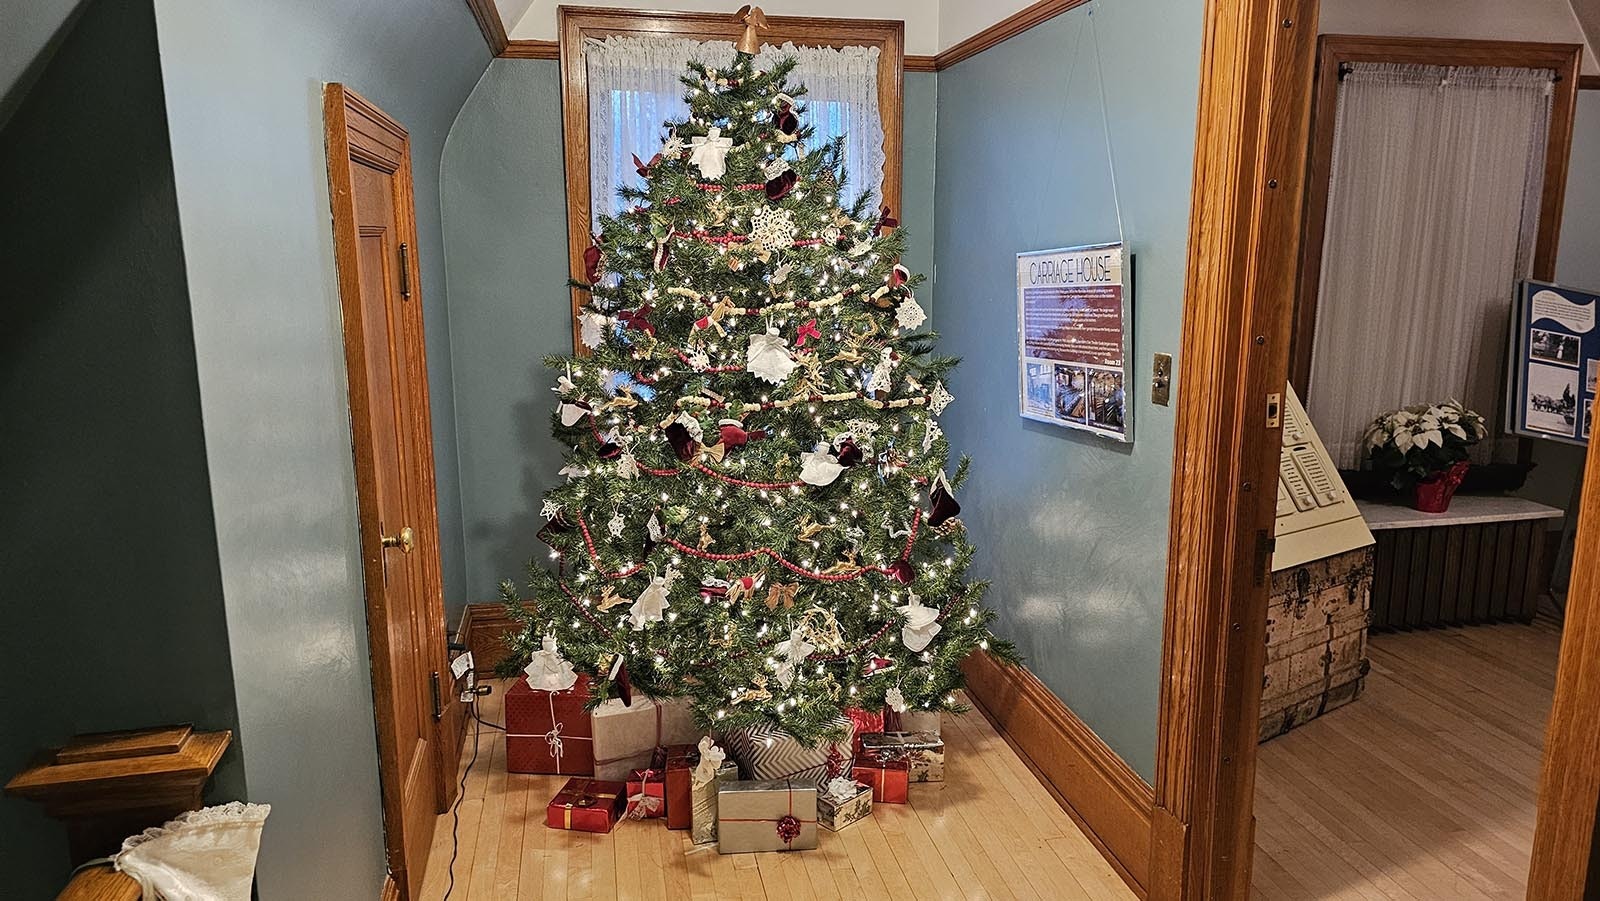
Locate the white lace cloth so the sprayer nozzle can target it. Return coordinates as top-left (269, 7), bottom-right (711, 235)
top-left (94, 802), bottom-right (270, 900)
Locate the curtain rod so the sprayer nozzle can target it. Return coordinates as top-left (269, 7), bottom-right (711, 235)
top-left (1338, 60), bottom-right (1561, 82)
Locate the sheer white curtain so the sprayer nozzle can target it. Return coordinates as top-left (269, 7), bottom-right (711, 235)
top-left (1307, 63), bottom-right (1554, 468)
top-left (584, 35), bottom-right (884, 224)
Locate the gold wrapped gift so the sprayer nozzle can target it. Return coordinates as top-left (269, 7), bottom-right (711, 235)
top-left (716, 779), bottom-right (818, 854)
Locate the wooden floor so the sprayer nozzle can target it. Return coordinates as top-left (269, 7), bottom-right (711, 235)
top-left (419, 682), bottom-right (1134, 901)
top-left (1251, 607), bottom-right (1562, 900)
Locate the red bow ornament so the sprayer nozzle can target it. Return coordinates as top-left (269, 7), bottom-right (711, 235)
top-left (795, 319), bottom-right (821, 347)
top-left (633, 152), bottom-right (662, 178)
top-left (618, 304), bottom-right (656, 337)
top-left (876, 206), bottom-right (898, 235)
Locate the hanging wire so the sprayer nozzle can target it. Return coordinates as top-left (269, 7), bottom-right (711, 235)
top-left (1087, 5), bottom-right (1127, 248)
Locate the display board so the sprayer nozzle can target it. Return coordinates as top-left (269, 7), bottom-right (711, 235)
top-left (1273, 384), bottom-right (1374, 572)
top-left (1016, 243), bottom-right (1132, 442)
top-left (1507, 279), bottom-right (1597, 446)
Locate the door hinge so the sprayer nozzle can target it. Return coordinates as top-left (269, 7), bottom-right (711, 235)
top-left (398, 242), bottom-right (411, 300)
top-left (430, 670), bottom-right (443, 721)
top-left (1254, 529), bottom-right (1276, 585)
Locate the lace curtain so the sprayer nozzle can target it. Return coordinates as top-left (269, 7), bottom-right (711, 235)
top-left (1306, 63), bottom-right (1554, 468)
top-left (584, 35), bottom-right (885, 224)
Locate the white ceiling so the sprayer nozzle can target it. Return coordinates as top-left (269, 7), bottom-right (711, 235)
top-left (490, 0), bottom-right (1600, 69)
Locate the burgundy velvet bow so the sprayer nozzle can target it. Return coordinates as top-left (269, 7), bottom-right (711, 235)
top-left (876, 206), bottom-right (898, 235)
top-left (633, 152), bottom-right (662, 177)
top-left (618, 304), bottom-right (656, 336)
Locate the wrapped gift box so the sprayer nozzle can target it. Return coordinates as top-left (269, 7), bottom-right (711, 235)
top-left (884, 708), bottom-right (941, 736)
top-left (591, 696), bottom-right (700, 780)
top-left (817, 778), bottom-right (872, 832)
top-left (625, 767), bottom-right (666, 819)
top-left (662, 744), bottom-right (699, 830)
top-left (843, 707), bottom-right (884, 754)
top-left (505, 674), bottom-right (593, 775)
top-left (716, 779), bottom-right (818, 853)
top-left (860, 731), bottom-right (945, 783)
top-left (852, 758), bottom-right (909, 804)
top-left (691, 758), bottom-right (739, 845)
top-left (546, 777), bottom-right (626, 833)
top-left (723, 716), bottom-right (855, 784)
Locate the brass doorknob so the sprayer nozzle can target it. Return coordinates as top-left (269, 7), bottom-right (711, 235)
top-left (381, 526), bottom-right (416, 554)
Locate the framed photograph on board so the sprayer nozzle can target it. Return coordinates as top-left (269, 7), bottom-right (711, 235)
top-left (1507, 279), bottom-right (1597, 446)
top-left (1017, 243), bottom-right (1133, 442)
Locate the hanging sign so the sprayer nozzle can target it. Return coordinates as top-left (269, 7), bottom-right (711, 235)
top-left (1017, 243), bottom-right (1133, 442)
top-left (1507, 279), bottom-right (1597, 445)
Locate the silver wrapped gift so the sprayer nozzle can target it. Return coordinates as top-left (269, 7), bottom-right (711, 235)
top-left (716, 779), bottom-right (818, 854)
top-left (860, 730), bottom-right (945, 783)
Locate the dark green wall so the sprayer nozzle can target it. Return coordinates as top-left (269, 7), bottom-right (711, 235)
top-left (0, 0), bottom-right (242, 896)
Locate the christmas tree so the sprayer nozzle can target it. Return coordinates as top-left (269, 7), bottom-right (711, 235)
top-left (500, 18), bottom-right (1016, 746)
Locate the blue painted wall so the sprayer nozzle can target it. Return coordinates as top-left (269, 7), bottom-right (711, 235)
top-left (148, 0), bottom-right (487, 895)
top-left (440, 63), bottom-right (942, 606)
top-left (0, 0), bottom-right (242, 896)
top-left (931, 4), bottom-right (1202, 781)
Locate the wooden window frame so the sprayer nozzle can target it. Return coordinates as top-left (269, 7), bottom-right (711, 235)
top-left (1287, 35), bottom-right (1582, 394)
top-left (556, 4), bottom-right (905, 352)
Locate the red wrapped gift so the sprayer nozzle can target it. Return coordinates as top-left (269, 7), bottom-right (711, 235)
top-left (626, 767), bottom-right (666, 819)
top-left (663, 744), bottom-right (700, 830)
top-left (546, 777), bottom-right (626, 833)
top-left (843, 707), bottom-right (884, 754)
top-left (852, 759), bottom-right (909, 804)
top-left (506, 674), bottom-right (593, 775)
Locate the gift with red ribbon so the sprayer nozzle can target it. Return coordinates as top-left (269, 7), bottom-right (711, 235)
top-left (625, 767), bottom-right (666, 819)
top-left (506, 674), bottom-right (594, 775)
top-left (851, 757), bottom-right (910, 804)
top-left (715, 779), bottom-right (819, 853)
top-left (546, 777), bottom-right (626, 833)
top-left (842, 707), bottom-right (884, 755)
top-left (590, 695), bottom-right (700, 780)
top-left (662, 743), bottom-right (700, 830)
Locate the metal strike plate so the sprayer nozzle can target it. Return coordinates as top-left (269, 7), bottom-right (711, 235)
top-left (1265, 392), bottom-right (1283, 428)
top-left (1151, 353), bottom-right (1172, 406)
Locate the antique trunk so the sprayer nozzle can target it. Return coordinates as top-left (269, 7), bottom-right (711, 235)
top-left (1259, 546), bottom-right (1373, 742)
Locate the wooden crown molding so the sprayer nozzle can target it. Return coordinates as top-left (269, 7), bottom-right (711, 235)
top-left (464, 0), bottom-right (509, 56)
top-left (904, 54), bottom-right (936, 72)
top-left (1581, 74), bottom-right (1600, 90)
top-left (933, 0), bottom-right (1091, 70)
top-left (962, 651), bottom-right (1154, 897)
top-left (502, 39), bottom-right (560, 59)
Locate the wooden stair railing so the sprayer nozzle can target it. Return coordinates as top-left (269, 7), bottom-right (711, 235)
top-left (4, 724), bottom-right (232, 900)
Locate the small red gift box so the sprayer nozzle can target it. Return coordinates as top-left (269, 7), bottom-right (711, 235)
top-left (843, 707), bottom-right (884, 754)
top-left (506, 674), bottom-right (593, 775)
top-left (852, 759), bottom-right (909, 804)
top-left (663, 744), bottom-right (700, 830)
top-left (546, 777), bottom-right (626, 833)
top-left (626, 767), bottom-right (666, 819)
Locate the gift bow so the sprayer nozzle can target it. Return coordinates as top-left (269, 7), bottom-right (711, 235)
top-left (876, 206), bottom-right (898, 235)
top-left (795, 319), bottom-right (821, 347)
top-left (626, 768), bottom-right (665, 819)
top-left (619, 304), bottom-right (655, 336)
top-left (692, 737), bottom-right (726, 785)
top-left (693, 296), bottom-right (740, 336)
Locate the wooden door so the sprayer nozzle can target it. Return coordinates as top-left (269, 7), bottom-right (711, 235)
top-left (323, 84), bottom-right (455, 901)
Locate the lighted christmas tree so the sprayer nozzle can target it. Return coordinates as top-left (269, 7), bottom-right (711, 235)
top-left (500, 16), bottom-right (1016, 747)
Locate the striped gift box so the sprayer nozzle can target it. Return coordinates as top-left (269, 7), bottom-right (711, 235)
top-left (722, 716), bottom-right (855, 785)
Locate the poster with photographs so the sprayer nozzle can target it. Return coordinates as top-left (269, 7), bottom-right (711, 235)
top-left (1508, 280), bottom-right (1598, 446)
top-left (1017, 243), bottom-right (1132, 441)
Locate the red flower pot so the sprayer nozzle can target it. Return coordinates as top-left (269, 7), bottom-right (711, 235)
top-left (1412, 461), bottom-right (1470, 513)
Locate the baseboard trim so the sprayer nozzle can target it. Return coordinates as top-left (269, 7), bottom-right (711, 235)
top-left (461, 601), bottom-right (525, 675)
top-left (380, 873), bottom-right (400, 901)
top-left (962, 651), bottom-right (1154, 897)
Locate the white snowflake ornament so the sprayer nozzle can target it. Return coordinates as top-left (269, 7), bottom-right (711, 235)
top-left (662, 134), bottom-right (685, 160)
top-left (608, 511), bottom-right (626, 538)
top-left (578, 310), bottom-right (610, 349)
top-left (630, 575), bottom-right (671, 630)
top-left (895, 296), bottom-right (927, 332)
top-left (647, 513), bottom-right (663, 542)
top-left (687, 126), bottom-right (736, 179)
top-left (750, 206), bottom-right (797, 255)
top-left (928, 382), bottom-right (954, 414)
top-left (746, 328), bottom-right (798, 384)
top-left (617, 452), bottom-right (639, 480)
top-left (885, 686), bottom-right (910, 714)
top-left (541, 500), bottom-right (562, 520)
top-left (922, 422), bottom-right (944, 454)
top-left (799, 443), bottom-right (845, 487)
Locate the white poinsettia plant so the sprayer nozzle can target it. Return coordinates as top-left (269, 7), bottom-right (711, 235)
top-left (1363, 400), bottom-right (1488, 489)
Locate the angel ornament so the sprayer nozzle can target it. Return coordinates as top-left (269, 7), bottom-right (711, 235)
top-left (688, 126), bottom-right (736, 180)
top-left (747, 327), bottom-right (798, 384)
top-left (799, 442), bottom-right (845, 486)
top-left (629, 575), bottom-right (672, 630)
top-left (866, 348), bottom-right (897, 395)
top-left (772, 627), bottom-right (816, 689)
top-left (897, 592), bottom-right (942, 653)
top-left (523, 633), bottom-right (579, 692)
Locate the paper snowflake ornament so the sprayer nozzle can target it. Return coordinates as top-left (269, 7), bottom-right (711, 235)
top-left (799, 443), bottom-right (845, 487)
top-left (541, 500), bottom-right (562, 520)
top-left (866, 348), bottom-right (896, 394)
top-left (928, 382), bottom-right (954, 414)
top-left (822, 225), bottom-right (841, 244)
top-left (750, 206), bottom-right (797, 255)
top-left (747, 328), bottom-right (798, 384)
top-left (895, 297), bottom-right (927, 332)
top-left (687, 348), bottom-right (711, 371)
top-left (647, 513), bottom-right (663, 542)
top-left (608, 511), bottom-right (626, 538)
top-left (922, 421), bottom-right (944, 454)
top-left (897, 593), bottom-right (942, 652)
top-left (630, 575), bottom-right (671, 631)
top-left (885, 686), bottom-right (910, 713)
top-left (662, 133), bottom-right (685, 160)
top-left (524, 634), bottom-right (579, 692)
top-left (617, 452), bottom-right (639, 480)
top-left (578, 310), bottom-right (610, 349)
top-left (687, 126), bottom-right (735, 179)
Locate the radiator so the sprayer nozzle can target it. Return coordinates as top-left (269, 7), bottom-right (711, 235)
top-left (1369, 517), bottom-right (1543, 631)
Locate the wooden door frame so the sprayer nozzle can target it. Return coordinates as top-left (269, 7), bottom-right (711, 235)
top-left (556, 4), bottom-right (905, 353)
top-left (323, 83), bottom-right (459, 896)
top-left (1147, 0), bottom-right (1320, 897)
top-left (1286, 35), bottom-right (1582, 394)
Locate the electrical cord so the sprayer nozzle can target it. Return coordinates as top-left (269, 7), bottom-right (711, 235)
top-left (442, 684), bottom-right (505, 900)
